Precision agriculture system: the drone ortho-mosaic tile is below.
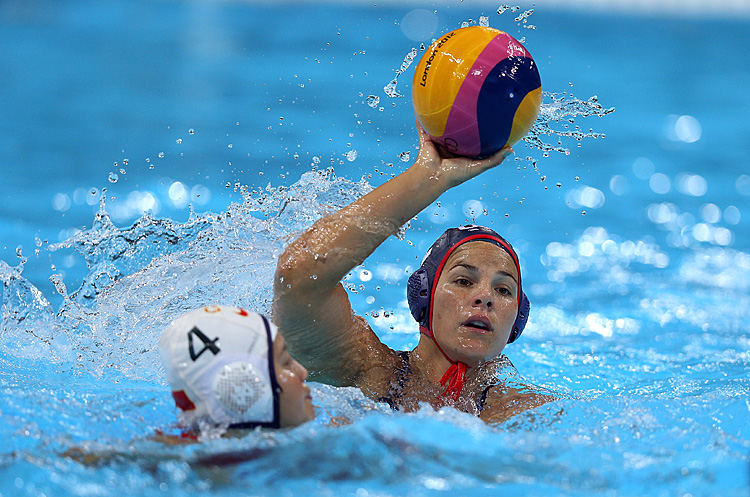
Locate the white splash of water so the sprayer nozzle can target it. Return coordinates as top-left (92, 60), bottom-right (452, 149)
top-left (1, 170), bottom-right (373, 381)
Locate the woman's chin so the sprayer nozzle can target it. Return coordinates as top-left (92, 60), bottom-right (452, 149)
top-left (448, 349), bottom-right (489, 368)
top-left (450, 341), bottom-right (505, 367)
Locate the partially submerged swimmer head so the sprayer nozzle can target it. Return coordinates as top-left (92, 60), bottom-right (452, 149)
top-left (406, 225), bottom-right (530, 399)
top-left (160, 305), bottom-right (315, 431)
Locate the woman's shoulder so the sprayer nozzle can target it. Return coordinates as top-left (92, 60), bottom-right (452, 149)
top-left (475, 353), bottom-right (517, 380)
top-left (476, 355), bottom-right (558, 423)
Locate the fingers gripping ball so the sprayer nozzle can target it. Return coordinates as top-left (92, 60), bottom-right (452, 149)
top-left (412, 26), bottom-right (542, 158)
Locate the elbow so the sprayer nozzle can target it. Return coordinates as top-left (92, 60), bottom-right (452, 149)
top-left (274, 247), bottom-right (305, 296)
top-left (273, 241), bottom-right (324, 297)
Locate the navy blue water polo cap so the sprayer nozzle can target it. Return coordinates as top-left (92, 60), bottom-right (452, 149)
top-left (407, 225), bottom-right (530, 344)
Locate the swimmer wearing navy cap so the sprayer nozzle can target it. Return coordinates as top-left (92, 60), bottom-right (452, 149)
top-left (274, 123), bottom-right (554, 422)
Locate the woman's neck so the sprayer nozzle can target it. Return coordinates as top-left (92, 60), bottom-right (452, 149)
top-left (410, 338), bottom-right (502, 391)
top-left (410, 338), bottom-right (454, 384)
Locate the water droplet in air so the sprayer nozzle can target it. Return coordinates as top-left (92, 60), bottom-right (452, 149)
top-left (176, 138), bottom-right (182, 144)
top-left (49, 273), bottom-right (69, 297)
top-left (108, 172), bottom-right (119, 183)
top-left (383, 78), bottom-right (399, 98)
top-left (189, 128), bottom-right (195, 134)
top-left (346, 150), bottom-right (358, 162)
top-left (158, 152), bottom-right (165, 158)
top-left (398, 151), bottom-right (410, 162)
top-left (366, 95), bottom-right (380, 108)
top-left (119, 168), bottom-right (126, 174)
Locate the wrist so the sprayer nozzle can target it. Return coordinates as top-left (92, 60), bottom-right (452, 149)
top-left (408, 155), bottom-right (455, 193)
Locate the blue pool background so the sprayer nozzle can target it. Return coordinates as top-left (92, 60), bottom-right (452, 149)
top-left (1, 1), bottom-right (749, 496)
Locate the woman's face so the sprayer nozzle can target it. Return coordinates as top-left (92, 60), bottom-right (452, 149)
top-left (273, 334), bottom-right (315, 428)
top-left (430, 242), bottom-right (519, 367)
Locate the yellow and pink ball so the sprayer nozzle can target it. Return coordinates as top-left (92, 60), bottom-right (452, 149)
top-left (412, 26), bottom-right (542, 158)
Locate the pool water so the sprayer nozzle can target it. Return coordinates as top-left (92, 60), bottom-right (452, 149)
top-left (1, 1), bottom-right (749, 496)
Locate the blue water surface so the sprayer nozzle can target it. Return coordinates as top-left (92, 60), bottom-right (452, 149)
top-left (1, 1), bottom-right (749, 496)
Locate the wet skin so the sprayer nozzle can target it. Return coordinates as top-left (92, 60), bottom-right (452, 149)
top-left (430, 242), bottom-right (519, 368)
top-left (273, 334), bottom-right (315, 428)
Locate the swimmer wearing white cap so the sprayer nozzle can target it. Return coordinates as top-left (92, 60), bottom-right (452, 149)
top-left (160, 305), bottom-right (315, 433)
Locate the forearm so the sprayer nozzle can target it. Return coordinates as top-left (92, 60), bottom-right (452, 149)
top-left (275, 161), bottom-right (446, 292)
top-left (275, 117), bottom-right (510, 294)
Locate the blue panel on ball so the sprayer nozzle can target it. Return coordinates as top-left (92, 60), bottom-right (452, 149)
top-left (476, 56), bottom-right (541, 157)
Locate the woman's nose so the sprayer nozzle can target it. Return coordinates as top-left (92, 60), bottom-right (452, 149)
top-left (298, 362), bottom-right (309, 381)
top-left (473, 289), bottom-right (493, 309)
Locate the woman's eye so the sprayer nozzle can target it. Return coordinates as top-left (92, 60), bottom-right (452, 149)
top-left (455, 278), bottom-right (471, 286)
top-left (495, 287), bottom-right (511, 295)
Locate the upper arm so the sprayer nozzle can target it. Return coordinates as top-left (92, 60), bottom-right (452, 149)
top-left (273, 268), bottom-right (389, 387)
top-left (270, 187), bottom-right (416, 388)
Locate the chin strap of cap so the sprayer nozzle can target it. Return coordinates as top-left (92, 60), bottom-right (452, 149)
top-left (439, 362), bottom-right (467, 402)
top-left (420, 326), bottom-right (467, 402)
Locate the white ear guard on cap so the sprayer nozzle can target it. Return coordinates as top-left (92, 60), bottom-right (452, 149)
top-left (159, 305), bottom-right (281, 429)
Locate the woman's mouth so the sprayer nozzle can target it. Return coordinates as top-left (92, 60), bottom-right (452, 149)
top-left (461, 316), bottom-right (494, 333)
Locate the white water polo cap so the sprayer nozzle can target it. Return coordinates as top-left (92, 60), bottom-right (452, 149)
top-left (159, 306), bottom-right (281, 429)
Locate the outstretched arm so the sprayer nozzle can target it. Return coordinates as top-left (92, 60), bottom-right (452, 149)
top-left (272, 123), bottom-right (513, 386)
